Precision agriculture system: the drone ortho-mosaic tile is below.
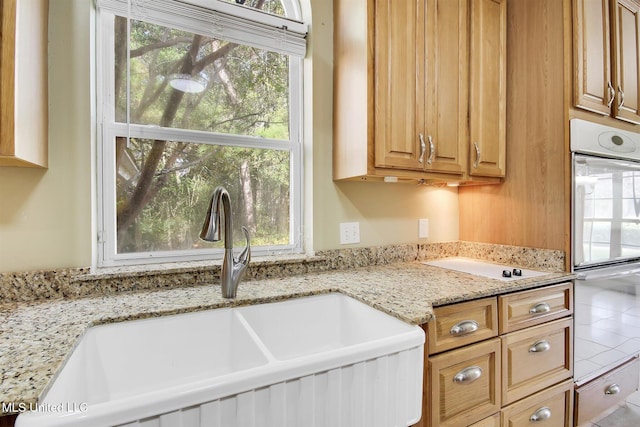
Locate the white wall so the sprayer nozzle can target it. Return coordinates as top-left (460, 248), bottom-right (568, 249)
top-left (0, 0), bottom-right (459, 273)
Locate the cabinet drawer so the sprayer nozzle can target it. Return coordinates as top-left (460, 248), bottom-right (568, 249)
top-left (429, 297), bottom-right (498, 355)
top-left (501, 317), bottom-right (573, 405)
top-left (575, 357), bottom-right (640, 426)
top-left (469, 413), bottom-right (500, 427)
top-left (428, 338), bottom-right (501, 427)
top-left (501, 379), bottom-right (574, 427)
top-left (498, 282), bottom-right (573, 334)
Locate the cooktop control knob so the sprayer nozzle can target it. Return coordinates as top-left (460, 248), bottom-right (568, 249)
top-left (513, 268), bottom-right (522, 276)
top-left (502, 270), bottom-right (512, 278)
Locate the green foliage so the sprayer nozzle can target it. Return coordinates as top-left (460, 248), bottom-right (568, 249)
top-left (114, 14), bottom-right (293, 254)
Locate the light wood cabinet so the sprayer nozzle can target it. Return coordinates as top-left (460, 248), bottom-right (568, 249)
top-left (428, 338), bottom-right (502, 427)
top-left (333, 0), bottom-right (506, 184)
top-left (501, 318), bottom-right (573, 405)
top-left (469, 0), bottom-right (507, 178)
top-left (415, 282), bottom-right (574, 427)
top-left (501, 380), bottom-right (574, 427)
top-left (470, 413), bottom-right (500, 427)
top-left (612, 0), bottom-right (640, 123)
top-left (428, 297), bottom-right (498, 355)
top-left (373, 0), bottom-right (425, 172)
top-left (574, 0), bottom-right (640, 124)
top-left (574, 356), bottom-right (640, 425)
top-left (0, 0), bottom-right (48, 168)
top-left (498, 282), bottom-right (573, 334)
top-left (423, 0), bottom-right (469, 176)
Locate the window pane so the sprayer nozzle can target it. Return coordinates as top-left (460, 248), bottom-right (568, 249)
top-left (115, 17), bottom-right (290, 139)
top-left (115, 137), bottom-right (290, 254)
top-left (622, 222), bottom-right (640, 257)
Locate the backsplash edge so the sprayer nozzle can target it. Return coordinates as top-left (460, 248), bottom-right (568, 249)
top-left (0, 241), bottom-right (565, 303)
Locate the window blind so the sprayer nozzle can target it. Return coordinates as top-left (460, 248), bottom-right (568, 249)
top-left (96, 0), bottom-right (307, 57)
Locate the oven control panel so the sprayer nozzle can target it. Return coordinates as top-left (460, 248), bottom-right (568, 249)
top-left (571, 118), bottom-right (640, 161)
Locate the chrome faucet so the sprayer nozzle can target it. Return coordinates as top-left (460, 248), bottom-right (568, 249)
top-left (200, 186), bottom-right (251, 298)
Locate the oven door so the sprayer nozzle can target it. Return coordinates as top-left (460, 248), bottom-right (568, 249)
top-left (573, 154), bottom-right (640, 269)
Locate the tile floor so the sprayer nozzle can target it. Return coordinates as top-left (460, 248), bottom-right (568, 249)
top-left (575, 277), bottom-right (640, 425)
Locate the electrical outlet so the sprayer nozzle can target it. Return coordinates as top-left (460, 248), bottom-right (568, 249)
top-left (419, 218), bottom-right (429, 238)
top-left (340, 222), bottom-right (360, 244)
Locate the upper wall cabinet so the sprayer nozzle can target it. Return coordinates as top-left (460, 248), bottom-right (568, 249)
top-left (469, 0), bottom-right (507, 178)
top-left (333, 0), bottom-right (506, 184)
top-left (574, 0), bottom-right (640, 124)
top-left (0, 0), bottom-right (49, 168)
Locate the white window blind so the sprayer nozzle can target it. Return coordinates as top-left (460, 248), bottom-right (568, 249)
top-left (96, 0), bottom-right (307, 57)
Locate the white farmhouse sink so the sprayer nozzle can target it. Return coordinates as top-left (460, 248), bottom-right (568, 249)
top-left (17, 293), bottom-right (425, 427)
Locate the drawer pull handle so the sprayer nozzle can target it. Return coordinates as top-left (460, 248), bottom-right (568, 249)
top-left (530, 407), bottom-right (552, 422)
top-left (453, 366), bottom-right (483, 384)
top-left (450, 320), bottom-right (480, 336)
top-left (529, 340), bottom-right (551, 353)
top-left (605, 384), bottom-right (621, 395)
top-left (529, 302), bottom-right (551, 315)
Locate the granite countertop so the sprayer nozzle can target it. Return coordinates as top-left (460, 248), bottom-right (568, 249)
top-left (0, 260), bottom-right (573, 414)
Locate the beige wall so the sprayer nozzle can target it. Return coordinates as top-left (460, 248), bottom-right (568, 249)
top-left (0, 0), bottom-right (459, 273)
top-left (0, 0), bottom-right (94, 273)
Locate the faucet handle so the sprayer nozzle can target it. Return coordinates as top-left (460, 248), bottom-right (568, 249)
top-left (237, 226), bottom-right (251, 266)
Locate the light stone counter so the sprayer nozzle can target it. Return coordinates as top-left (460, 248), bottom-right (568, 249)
top-left (0, 260), bottom-right (573, 414)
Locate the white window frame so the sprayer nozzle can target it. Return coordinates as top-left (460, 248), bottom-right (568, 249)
top-left (95, 0), bottom-right (306, 267)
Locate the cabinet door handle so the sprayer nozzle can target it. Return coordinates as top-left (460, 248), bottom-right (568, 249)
top-left (529, 339), bottom-right (551, 353)
top-left (473, 142), bottom-right (481, 168)
top-left (529, 302), bottom-right (551, 315)
top-left (427, 135), bottom-right (434, 165)
top-left (618, 86), bottom-right (625, 109)
top-left (530, 407), bottom-right (552, 422)
top-left (450, 320), bottom-right (480, 336)
top-left (608, 81), bottom-right (615, 108)
top-left (453, 366), bottom-right (483, 384)
top-left (419, 134), bottom-right (426, 164)
top-left (605, 384), bottom-right (621, 395)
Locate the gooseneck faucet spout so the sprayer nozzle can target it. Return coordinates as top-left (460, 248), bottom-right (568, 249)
top-left (199, 186), bottom-right (251, 298)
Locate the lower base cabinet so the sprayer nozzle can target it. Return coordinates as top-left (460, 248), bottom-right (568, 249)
top-left (428, 338), bottom-right (502, 426)
top-left (413, 282), bottom-right (574, 427)
top-left (470, 413), bottom-right (500, 427)
top-left (501, 379), bottom-right (574, 426)
top-left (574, 357), bottom-right (640, 426)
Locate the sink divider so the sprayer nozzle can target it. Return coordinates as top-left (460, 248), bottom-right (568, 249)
top-left (233, 311), bottom-right (277, 363)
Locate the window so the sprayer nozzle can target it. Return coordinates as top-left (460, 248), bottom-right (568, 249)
top-left (96, 0), bottom-right (306, 266)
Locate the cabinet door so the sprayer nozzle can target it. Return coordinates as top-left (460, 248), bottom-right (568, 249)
top-left (374, 0), bottom-right (426, 171)
top-left (469, 0), bottom-right (506, 178)
top-left (0, 0), bottom-right (48, 168)
top-left (612, 0), bottom-right (640, 124)
top-left (424, 0), bottom-right (467, 175)
top-left (574, 0), bottom-right (614, 115)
